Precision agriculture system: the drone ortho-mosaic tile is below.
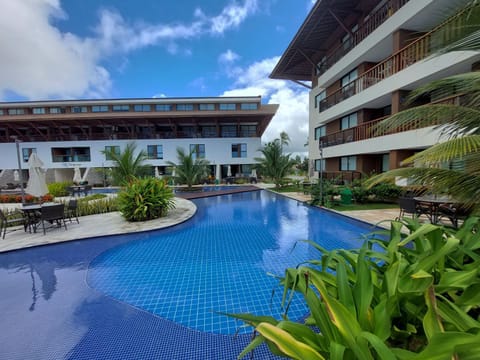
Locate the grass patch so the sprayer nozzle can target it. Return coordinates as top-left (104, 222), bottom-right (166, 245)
top-left (330, 203), bottom-right (399, 211)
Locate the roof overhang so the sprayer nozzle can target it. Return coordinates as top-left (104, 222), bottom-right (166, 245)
top-left (270, 0), bottom-right (361, 83)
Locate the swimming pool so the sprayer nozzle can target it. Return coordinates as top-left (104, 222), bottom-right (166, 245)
top-left (0, 190), bottom-right (379, 359)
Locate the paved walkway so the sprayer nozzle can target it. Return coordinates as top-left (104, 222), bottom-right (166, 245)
top-left (0, 197), bottom-right (196, 253)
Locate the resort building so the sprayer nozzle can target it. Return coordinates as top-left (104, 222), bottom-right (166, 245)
top-left (271, 0), bottom-right (480, 183)
top-left (0, 96), bottom-right (278, 186)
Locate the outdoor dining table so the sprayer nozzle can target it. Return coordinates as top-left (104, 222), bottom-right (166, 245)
top-left (21, 202), bottom-right (60, 233)
top-left (414, 195), bottom-right (458, 224)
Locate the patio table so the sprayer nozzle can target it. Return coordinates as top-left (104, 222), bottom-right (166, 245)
top-left (414, 196), bottom-right (458, 224)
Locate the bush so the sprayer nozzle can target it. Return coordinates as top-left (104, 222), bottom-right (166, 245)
top-left (48, 181), bottom-right (72, 197)
top-left (117, 177), bottom-right (175, 222)
top-left (228, 217), bottom-right (480, 359)
top-left (370, 182), bottom-right (402, 202)
top-left (0, 193), bottom-right (53, 203)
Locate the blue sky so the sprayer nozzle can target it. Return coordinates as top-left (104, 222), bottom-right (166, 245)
top-left (0, 0), bottom-right (314, 154)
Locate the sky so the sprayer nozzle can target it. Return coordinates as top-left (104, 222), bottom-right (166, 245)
top-left (0, 0), bottom-right (315, 156)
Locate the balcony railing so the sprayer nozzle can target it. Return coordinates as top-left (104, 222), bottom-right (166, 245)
top-left (319, 95), bottom-right (462, 148)
top-left (318, 0), bottom-right (410, 76)
top-left (319, 2), bottom-right (478, 113)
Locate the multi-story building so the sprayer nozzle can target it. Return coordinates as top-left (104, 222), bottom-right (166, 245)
top-left (271, 0), bottom-right (480, 183)
top-left (0, 96), bottom-right (278, 186)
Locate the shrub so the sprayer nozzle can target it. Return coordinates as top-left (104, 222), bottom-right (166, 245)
top-left (48, 181), bottom-right (72, 197)
top-left (227, 217), bottom-right (480, 359)
top-left (370, 182), bottom-right (402, 202)
top-left (117, 177), bottom-right (175, 222)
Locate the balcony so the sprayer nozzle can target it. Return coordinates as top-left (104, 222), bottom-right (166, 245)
top-left (319, 95), bottom-right (461, 148)
top-left (319, 2), bottom-right (478, 113)
top-left (317, 0), bottom-right (410, 77)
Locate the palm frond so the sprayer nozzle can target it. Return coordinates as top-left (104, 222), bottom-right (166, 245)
top-left (402, 135), bottom-right (480, 165)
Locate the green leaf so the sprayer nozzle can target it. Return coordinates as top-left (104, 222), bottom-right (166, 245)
top-left (436, 268), bottom-right (480, 292)
top-left (358, 332), bottom-right (397, 360)
top-left (423, 286), bottom-right (444, 340)
top-left (255, 322), bottom-right (326, 360)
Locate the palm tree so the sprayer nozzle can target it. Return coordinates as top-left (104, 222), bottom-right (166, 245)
top-left (367, 72), bottom-right (480, 209)
top-left (255, 137), bottom-right (296, 188)
top-left (168, 147), bottom-right (209, 190)
top-left (102, 142), bottom-right (149, 185)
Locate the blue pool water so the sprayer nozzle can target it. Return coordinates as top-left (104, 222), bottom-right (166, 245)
top-left (0, 190), bottom-right (381, 359)
top-left (87, 190), bottom-right (375, 335)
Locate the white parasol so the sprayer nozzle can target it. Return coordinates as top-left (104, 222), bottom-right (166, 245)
top-left (227, 165), bottom-right (232, 177)
top-left (73, 167), bottom-right (82, 184)
top-left (155, 166), bottom-right (160, 178)
top-left (13, 170), bottom-right (20, 182)
top-left (25, 153), bottom-right (49, 197)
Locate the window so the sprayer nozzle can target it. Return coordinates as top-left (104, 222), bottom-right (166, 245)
top-left (147, 145), bottom-right (163, 159)
top-left (341, 69), bottom-right (358, 96)
top-left (382, 154), bottom-right (390, 172)
top-left (71, 106), bottom-right (87, 113)
top-left (176, 104), bottom-right (194, 111)
top-left (51, 147), bottom-right (91, 162)
top-left (340, 113), bottom-right (358, 130)
top-left (8, 108), bottom-right (25, 115)
top-left (92, 105), bottom-right (109, 112)
top-left (134, 104), bottom-right (151, 112)
top-left (33, 108), bottom-right (46, 114)
top-left (49, 107), bottom-right (65, 114)
top-left (314, 126), bottom-right (326, 140)
top-left (190, 144), bottom-right (205, 159)
top-left (22, 148), bottom-right (36, 162)
top-left (201, 126), bottom-right (217, 137)
top-left (340, 156), bottom-right (356, 171)
top-left (232, 143), bottom-right (247, 158)
top-left (341, 24), bottom-right (358, 51)
top-left (315, 159), bottom-right (325, 171)
top-left (0, 109), bottom-right (3, 115)
top-left (112, 105), bottom-right (130, 112)
top-left (104, 146), bottom-right (120, 161)
top-left (219, 103), bottom-right (236, 111)
top-left (221, 125), bottom-right (237, 137)
top-left (199, 103), bottom-right (215, 111)
top-left (240, 103), bottom-right (258, 110)
top-left (240, 125), bottom-right (256, 137)
top-left (155, 104), bottom-right (172, 112)
top-left (315, 90), bottom-right (326, 109)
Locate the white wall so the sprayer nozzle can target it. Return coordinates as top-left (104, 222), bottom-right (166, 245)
top-left (0, 137), bottom-right (263, 171)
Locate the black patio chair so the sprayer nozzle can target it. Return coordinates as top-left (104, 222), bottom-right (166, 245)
top-left (65, 199), bottom-right (79, 224)
top-left (40, 204), bottom-right (67, 235)
top-left (0, 209), bottom-right (27, 239)
top-left (438, 204), bottom-right (472, 228)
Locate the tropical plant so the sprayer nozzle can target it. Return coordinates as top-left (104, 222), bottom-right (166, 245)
top-left (255, 136), bottom-right (296, 189)
top-left (102, 142), bottom-right (150, 185)
top-left (47, 181), bottom-right (72, 197)
top-left (167, 147), bottom-right (210, 190)
top-left (227, 217), bottom-right (480, 359)
top-left (117, 177), bottom-right (175, 222)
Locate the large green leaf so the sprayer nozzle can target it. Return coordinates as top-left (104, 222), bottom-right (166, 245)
top-left (436, 268), bottom-right (480, 292)
top-left (255, 322), bottom-right (325, 360)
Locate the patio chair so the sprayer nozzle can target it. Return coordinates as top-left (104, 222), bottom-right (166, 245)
top-left (438, 204), bottom-right (472, 228)
top-left (397, 197), bottom-right (417, 219)
top-left (0, 209), bottom-right (27, 239)
top-left (65, 199), bottom-right (79, 224)
top-left (40, 204), bottom-right (67, 235)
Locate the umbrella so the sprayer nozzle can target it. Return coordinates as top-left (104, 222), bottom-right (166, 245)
top-left (227, 165), bottom-right (232, 177)
top-left (13, 170), bottom-right (20, 182)
top-left (154, 167), bottom-right (160, 178)
top-left (251, 169), bottom-right (257, 178)
top-left (26, 153), bottom-right (48, 197)
top-left (73, 167), bottom-right (82, 184)
top-left (215, 164), bottom-right (221, 181)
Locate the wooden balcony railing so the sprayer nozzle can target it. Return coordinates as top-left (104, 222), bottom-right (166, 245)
top-left (319, 3), bottom-right (478, 113)
top-left (319, 95), bottom-right (462, 148)
top-left (318, 0), bottom-right (410, 76)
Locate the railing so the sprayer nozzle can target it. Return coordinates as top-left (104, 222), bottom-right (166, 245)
top-left (321, 171), bottom-right (363, 184)
top-left (319, 3), bottom-right (478, 113)
top-left (319, 95), bottom-right (462, 147)
top-left (317, 0), bottom-right (410, 76)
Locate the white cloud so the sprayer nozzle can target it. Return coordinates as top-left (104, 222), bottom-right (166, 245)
top-left (0, 0), bottom-right (260, 100)
top-left (218, 49), bottom-right (240, 64)
top-left (221, 57), bottom-right (310, 157)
